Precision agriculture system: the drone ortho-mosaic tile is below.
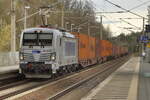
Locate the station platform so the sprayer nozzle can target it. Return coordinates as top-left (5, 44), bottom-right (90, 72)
top-left (138, 57), bottom-right (150, 100)
top-left (0, 65), bottom-right (19, 74)
top-left (81, 57), bottom-right (140, 100)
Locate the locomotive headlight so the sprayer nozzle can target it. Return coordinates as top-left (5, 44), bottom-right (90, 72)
top-left (51, 56), bottom-right (55, 60)
top-left (50, 53), bottom-right (56, 61)
top-left (20, 53), bottom-right (24, 60)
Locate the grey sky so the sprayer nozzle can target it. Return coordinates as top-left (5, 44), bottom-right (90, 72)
top-left (93, 0), bottom-right (149, 12)
top-left (92, 0), bottom-right (150, 36)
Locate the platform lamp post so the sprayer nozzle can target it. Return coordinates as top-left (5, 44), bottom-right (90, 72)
top-left (100, 16), bottom-right (103, 40)
top-left (24, 6), bottom-right (30, 29)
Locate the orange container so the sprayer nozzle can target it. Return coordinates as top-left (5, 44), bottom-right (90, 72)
top-left (99, 40), bottom-right (112, 57)
top-left (96, 38), bottom-right (100, 58)
top-left (89, 36), bottom-right (96, 59)
top-left (79, 33), bottom-right (90, 60)
top-left (71, 32), bottom-right (96, 61)
top-left (71, 32), bottom-right (90, 60)
top-left (108, 41), bottom-right (112, 57)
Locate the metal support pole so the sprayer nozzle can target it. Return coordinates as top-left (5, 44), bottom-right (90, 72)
top-left (45, 15), bottom-right (48, 25)
top-left (143, 18), bottom-right (145, 34)
top-left (141, 18), bottom-right (145, 58)
top-left (142, 18), bottom-right (145, 51)
top-left (100, 16), bottom-right (103, 40)
top-left (24, 8), bottom-right (27, 29)
top-left (88, 20), bottom-right (90, 55)
top-left (88, 20), bottom-right (90, 36)
top-left (11, 0), bottom-right (16, 52)
top-left (148, 6), bottom-right (150, 25)
top-left (24, 6), bottom-right (30, 29)
top-left (65, 22), bottom-right (69, 30)
top-left (61, 1), bottom-right (64, 28)
top-left (71, 24), bottom-right (74, 32)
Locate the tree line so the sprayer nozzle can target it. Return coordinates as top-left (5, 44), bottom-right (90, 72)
top-left (0, 0), bottom-right (138, 52)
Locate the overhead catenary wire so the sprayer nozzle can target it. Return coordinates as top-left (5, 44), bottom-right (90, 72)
top-left (118, 17), bottom-right (143, 19)
top-left (16, 0), bottom-right (65, 23)
top-left (103, 15), bottom-right (120, 24)
top-left (94, 0), bottom-right (146, 34)
top-left (96, 11), bottom-right (125, 34)
top-left (103, 15), bottom-right (125, 34)
top-left (137, 0), bottom-right (143, 2)
top-left (104, 0), bottom-right (147, 19)
top-left (96, 11), bottom-right (126, 14)
top-left (119, 18), bottom-right (141, 30)
top-left (118, 27), bottom-right (135, 32)
top-left (16, 11), bottom-right (39, 23)
top-left (129, 0), bottom-right (150, 11)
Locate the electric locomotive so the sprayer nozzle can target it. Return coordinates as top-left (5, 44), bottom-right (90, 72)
top-left (19, 27), bottom-right (78, 78)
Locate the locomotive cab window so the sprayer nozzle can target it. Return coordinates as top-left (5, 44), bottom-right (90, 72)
top-left (39, 33), bottom-right (53, 46)
top-left (23, 33), bottom-right (37, 46)
top-left (23, 32), bottom-right (53, 46)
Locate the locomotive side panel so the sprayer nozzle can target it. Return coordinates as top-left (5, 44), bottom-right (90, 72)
top-left (60, 37), bottom-right (78, 66)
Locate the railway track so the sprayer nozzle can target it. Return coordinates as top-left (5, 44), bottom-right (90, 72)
top-left (48, 56), bottom-right (128, 100)
top-left (0, 71), bottom-right (20, 86)
top-left (0, 56), bottom-right (129, 100)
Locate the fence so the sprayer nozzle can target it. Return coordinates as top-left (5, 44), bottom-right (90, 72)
top-left (0, 52), bottom-right (19, 66)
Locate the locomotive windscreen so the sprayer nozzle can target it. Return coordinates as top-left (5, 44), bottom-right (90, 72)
top-left (23, 33), bottom-right (53, 46)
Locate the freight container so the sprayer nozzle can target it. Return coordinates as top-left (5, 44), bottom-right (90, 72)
top-left (71, 32), bottom-right (97, 66)
top-left (99, 40), bottom-right (113, 61)
top-left (71, 32), bottom-right (128, 66)
top-left (118, 46), bottom-right (121, 57)
top-left (96, 39), bottom-right (100, 57)
top-left (112, 45), bottom-right (117, 58)
top-left (116, 46), bottom-right (120, 57)
top-left (107, 41), bottom-right (113, 58)
top-left (89, 36), bottom-right (96, 59)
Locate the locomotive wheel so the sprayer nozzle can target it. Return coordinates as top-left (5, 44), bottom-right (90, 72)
top-left (18, 73), bottom-right (25, 80)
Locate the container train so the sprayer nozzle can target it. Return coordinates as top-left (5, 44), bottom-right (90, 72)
top-left (19, 26), bottom-right (128, 78)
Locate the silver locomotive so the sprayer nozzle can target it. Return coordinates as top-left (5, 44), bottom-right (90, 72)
top-left (19, 27), bottom-right (78, 78)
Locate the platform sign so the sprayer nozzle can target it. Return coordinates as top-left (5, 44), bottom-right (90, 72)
top-left (147, 43), bottom-right (150, 48)
top-left (140, 35), bottom-right (149, 43)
